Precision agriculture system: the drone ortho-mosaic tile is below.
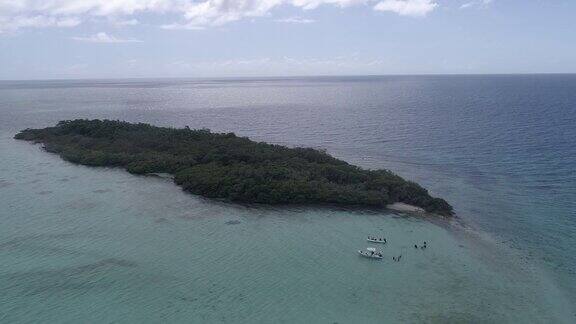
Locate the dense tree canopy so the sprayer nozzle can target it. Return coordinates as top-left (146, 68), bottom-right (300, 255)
top-left (15, 119), bottom-right (453, 215)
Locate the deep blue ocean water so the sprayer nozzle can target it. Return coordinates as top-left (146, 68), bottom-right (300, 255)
top-left (1, 75), bottom-right (575, 322)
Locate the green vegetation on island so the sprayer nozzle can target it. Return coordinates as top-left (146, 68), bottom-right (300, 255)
top-left (15, 119), bottom-right (453, 216)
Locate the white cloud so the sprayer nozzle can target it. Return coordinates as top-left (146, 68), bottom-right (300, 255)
top-left (15, 0), bottom-right (179, 16)
top-left (0, 15), bottom-right (81, 33)
top-left (291, 0), bottom-right (369, 10)
top-left (164, 0), bottom-right (284, 30)
top-left (113, 19), bottom-right (139, 26)
top-left (71, 32), bottom-right (142, 43)
top-left (275, 16), bottom-right (316, 23)
top-left (374, 0), bottom-right (438, 17)
top-left (1, 0), bottom-right (438, 33)
top-left (0, 0), bottom-right (181, 33)
top-left (460, 0), bottom-right (493, 9)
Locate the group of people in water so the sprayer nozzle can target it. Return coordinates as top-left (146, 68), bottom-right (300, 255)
top-left (414, 241), bottom-right (427, 249)
top-left (362, 236), bottom-right (429, 262)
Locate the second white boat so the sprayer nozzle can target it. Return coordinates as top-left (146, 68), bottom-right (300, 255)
top-left (358, 247), bottom-right (383, 259)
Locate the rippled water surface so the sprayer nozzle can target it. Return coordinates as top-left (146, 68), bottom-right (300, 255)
top-left (1, 75), bottom-right (575, 322)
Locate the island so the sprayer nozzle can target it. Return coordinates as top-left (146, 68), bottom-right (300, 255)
top-left (14, 119), bottom-right (453, 216)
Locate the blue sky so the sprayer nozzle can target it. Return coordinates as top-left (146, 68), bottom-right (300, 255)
top-left (0, 0), bottom-right (575, 79)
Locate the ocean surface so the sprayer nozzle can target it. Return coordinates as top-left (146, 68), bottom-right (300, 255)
top-left (0, 75), bottom-right (575, 323)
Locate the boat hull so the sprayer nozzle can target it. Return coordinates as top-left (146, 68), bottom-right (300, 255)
top-left (358, 251), bottom-right (383, 260)
top-left (367, 239), bottom-right (386, 244)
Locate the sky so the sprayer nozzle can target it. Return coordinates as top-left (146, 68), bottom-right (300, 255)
top-left (0, 0), bottom-right (575, 79)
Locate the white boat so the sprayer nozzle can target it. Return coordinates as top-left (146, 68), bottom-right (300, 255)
top-left (367, 237), bottom-right (386, 244)
top-left (358, 247), bottom-right (383, 259)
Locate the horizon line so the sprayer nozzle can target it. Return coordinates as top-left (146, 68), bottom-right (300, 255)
top-left (1, 72), bottom-right (576, 83)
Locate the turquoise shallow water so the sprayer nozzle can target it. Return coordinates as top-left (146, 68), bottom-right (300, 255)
top-left (1, 76), bottom-right (575, 322)
top-left (0, 136), bottom-right (571, 323)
